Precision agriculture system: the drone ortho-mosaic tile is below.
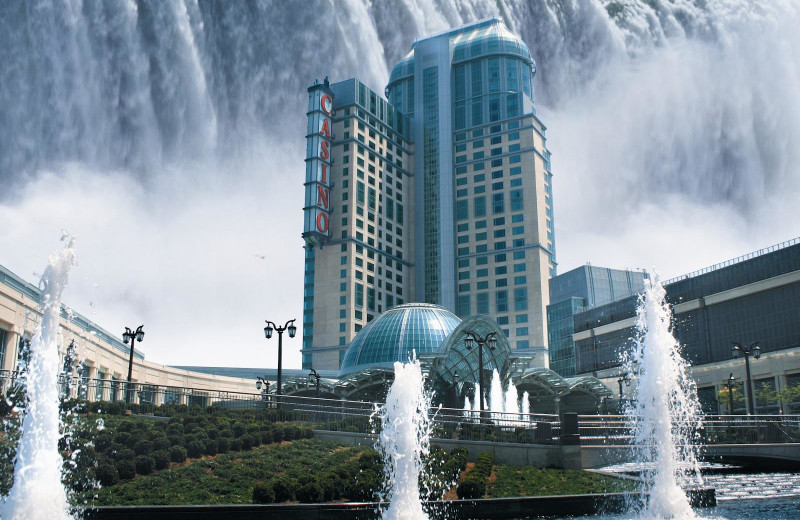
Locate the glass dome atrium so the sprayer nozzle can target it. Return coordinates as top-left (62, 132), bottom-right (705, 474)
top-left (339, 303), bottom-right (461, 377)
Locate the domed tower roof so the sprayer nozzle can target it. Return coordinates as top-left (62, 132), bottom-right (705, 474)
top-left (338, 303), bottom-right (461, 377)
top-left (451, 18), bottom-right (533, 65)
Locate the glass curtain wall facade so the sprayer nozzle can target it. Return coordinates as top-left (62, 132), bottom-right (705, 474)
top-left (304, 19), bottom-right (556, 370)
top-left (387, 18), bottom-right (555, 363)
top-left (547, 266), bottom-right (648, 376)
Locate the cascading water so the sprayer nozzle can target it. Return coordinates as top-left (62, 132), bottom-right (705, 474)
top-left (490, 369), bottom-right (504, 416)
top-left (2, 1), bottom-right (799, 357)
top-left (377, 358), bottom-right (432, 520)
top-left (625, 277), bottom-right (703, 518)
top-left (0, 238), bottom-right (78, 520)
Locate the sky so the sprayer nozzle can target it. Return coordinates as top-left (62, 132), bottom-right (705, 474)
top-left (1, 0), bottom-right (798, 372)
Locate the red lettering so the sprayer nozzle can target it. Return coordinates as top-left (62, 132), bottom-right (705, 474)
top-left (320, 163), bottom-right (328, 183)
top-left (320, 117), bottom-right (331, 138)
top-left (320, 94), bottom-right (333, 115)
top-left (316, 212), bottom-right (329, 233)
top-left (320, 139), bottom-right (330, 160)
top-left (317, 185), bottom-right (330, 210)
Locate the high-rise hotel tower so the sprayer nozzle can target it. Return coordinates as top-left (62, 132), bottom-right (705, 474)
top-left (302, 19), bottom-right (555, 371)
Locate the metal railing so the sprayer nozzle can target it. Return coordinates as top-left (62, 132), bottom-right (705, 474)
top-left (3, 371), bottom-right (797, 447)
top-left (577, 414), bottom-right (800, 446)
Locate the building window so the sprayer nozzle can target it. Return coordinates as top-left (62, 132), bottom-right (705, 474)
top-left (514, 287), bottom-right (528, 311)
top-left (474, 196), bottom-right (486, 217)
top-left (493, 193), bottom-right (504, 214)
top-left (477, 293), bottom-right (489, 314)
top-left (510, 189), bottom-right (523, 211)
top-left (357, 181), bottom-right (365, 204)
top-left (355, 283), bottom-right (364, 307)
top-left (496, 290), bottom-right (508, 312)
top-left (458, 295), bottom-right (471, 316)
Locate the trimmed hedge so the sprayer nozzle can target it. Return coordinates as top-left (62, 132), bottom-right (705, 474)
top-left (456, 452), bottom-right (494, 499)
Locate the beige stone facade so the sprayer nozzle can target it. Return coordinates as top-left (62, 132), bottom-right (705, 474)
top-left (0, 264), bottom-right (256, 397)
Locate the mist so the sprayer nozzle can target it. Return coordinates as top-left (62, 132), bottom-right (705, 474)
top-left (1, 0), bottom-right (798, 369)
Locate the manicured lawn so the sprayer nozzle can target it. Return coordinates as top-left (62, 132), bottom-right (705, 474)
top-left (489, 465), bottom-right (636, 497)
top-left (81, 439), bottom-right (375, 505)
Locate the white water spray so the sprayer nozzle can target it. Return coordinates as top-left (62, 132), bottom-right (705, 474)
top-left (1, 238), bottom-right (78, 520)
top-left (626, 277), bottom-right (703, 518)
top-left (489, 369), bottom-right (504, 416)
top-left (377, 359), bottom-right (431, 520)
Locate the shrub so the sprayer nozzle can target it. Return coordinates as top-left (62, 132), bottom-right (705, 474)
top-left (283, 425), bottom-right (300, 441)
top-left (206, 428), bottom-right (219, 440)
top-left (94, 432), bottom-right (114, 453)
top-left (230, 438), bottom-right (243, 451)
top-left (117, 420), bottom-right (134, 432)
top-left (96, 461), bottom-right (119, 486)
top-left (456, 477), bottom-right (485, 499)
top-left (116, 448), bottom-right (136, 461)
top-left (320, 473), bottom-right (343, 501)
top-left (252, 482), bottom-right (275, 504)
top-left (152, 450), bottom-right (170, 470)
top-left (152, 436), bottom-right (170, 452)
top-left (115, 432), bottom-right (131, 447)
top-left (133, 440), bottom-right (154, 456)
top-left (473, 452), bottom-right (494, 479)
top-left (204, 439), bottom-right (218, 456)
top-left (116, 459), bottom-right (136, 480)
top-left (241, 435), bottom-right (256, 451)
top-left (271, 428), bottom-right (284, 443)
top-left (217, 437), bottom-right (231, 454)
top-left (347, 469), bottom-right (379, 501)
top-left (271, 476), bottom-right (297, 503)
top-left (296, 481), bottom-right (324, 503)
top-left (134, 455), bottom-right (155, 476)
top-left (187, 440), bottom-right (205, 459)
top-left (232, 423), bottom-right (246, 438)
top-left (169, 445), bottom-right (187, 463)
top-left (358, 449), bottom-right (382, 470)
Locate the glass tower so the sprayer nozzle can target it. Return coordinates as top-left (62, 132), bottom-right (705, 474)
top-left (387, 18), bottom-right (555, 361)
top-left (303, 19), bottom-right (556, 370)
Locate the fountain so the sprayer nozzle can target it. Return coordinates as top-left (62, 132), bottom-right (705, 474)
top-left (0, 238), bottom-right (78, 520)
top-left (625, 277), bottom-right (704, 518)
top-left (377, 358), bottom-right (432, 520)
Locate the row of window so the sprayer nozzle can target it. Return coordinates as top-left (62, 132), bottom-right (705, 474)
top-left (456, 189), bottom-right (523, 220)
top-left (457, 287), bottom-right (529, 315)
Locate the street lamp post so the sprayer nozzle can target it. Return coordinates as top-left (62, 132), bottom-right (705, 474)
top-left (463, 331), bottom-right (497, 416)
top-left (309, 368), bottom-right (321, 398)
top-left (726, 373), bottom-right (736, 414)
top-left (256, 376), bottom-right (270, 407)
top-left (264, 319), bottom-right (297, 407)
top-left (731, 341), bottom-right (760, 415)
top-left (617, 373), bottom-right (631, 400)
top-left (122, 325), bottom-right (145, 405)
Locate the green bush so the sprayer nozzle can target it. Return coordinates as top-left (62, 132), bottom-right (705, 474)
top-left (271, 428), bottom-right (284, 443)
top-left (296, 481), bottom-right (324, 503)
top-left (204, 439), bottom-right (218, 456)
top-left (169, 445), bottom-right (187, 463)
top-left (232, 423), bottom-right (246, 438)
top-left (96, 461), bottom-right (119, 486)
top-left (117, 420), bottom-right (134, 433)
top-left (135, 455), bottom-right (155, 476)
top-left (187, 440), bottom-right (204, 459)
top-left (456, 477), bottom-right (485, 499)
top-left (241, 435), bottom-right (255, 451)
top-left (152, 450), bottom-right (170, 470)
top-left (116, 459), bottom-right (136, 480)
top-left (152, 436), bottom-right (170, 452)
top-left (230, 438), bottom-right (243, 451)
top-left (252, 482), bottom-right (275, 504)
top-left (320, 473), bottom-right (343, 501)
top-left (94, 432), bottom-right (114, 453)
top-left (217, 437), bottom-right (231, 454)
top-left (271, 476), bottom-right (297, 503)
top-left (358, 449), bottom-right (382, 470)
top-left (347, 469), bottom-right (379, 501)
top-left (115, 432), bottom-right (131, 447)
top-left (133, 440), bottom-right (153, 456)
top-left (116, 448), bottom-right (136, 461)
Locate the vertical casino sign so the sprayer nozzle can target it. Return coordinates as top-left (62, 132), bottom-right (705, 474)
top-left (303, 81), bottom-right (334, 249)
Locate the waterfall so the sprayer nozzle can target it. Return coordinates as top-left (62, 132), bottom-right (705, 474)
top-left (1, 0), bottom-right (797, 372)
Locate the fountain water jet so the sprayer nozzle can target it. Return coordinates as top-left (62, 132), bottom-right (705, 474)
top-left (0, 238), bottom-right (78, 520)
top-left (626, 277), bottom-right (704, 518)
top-left (377, 358), bottom-right (432, 520)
